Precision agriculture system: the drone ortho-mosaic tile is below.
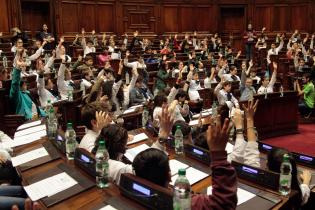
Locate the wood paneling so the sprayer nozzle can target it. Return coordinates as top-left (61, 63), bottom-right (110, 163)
top-left (1, 0), bottom-right (314, 35)
top-left (61, 2), bottom-right (79, 33)
top-left (0, 0), bottom-right (10, 32)
top-left (21, 1), bottom-right (50, 32)
top-left (162, 6), bottom-right (178, 32)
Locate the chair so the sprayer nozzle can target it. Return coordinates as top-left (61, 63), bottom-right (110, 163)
top-left (3, 114), bottom-right (26, 138)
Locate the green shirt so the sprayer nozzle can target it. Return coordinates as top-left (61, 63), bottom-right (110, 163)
top-left (303, 82), bottom-right (315, 108)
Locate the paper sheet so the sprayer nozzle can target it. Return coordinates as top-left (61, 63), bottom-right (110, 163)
top-left (127, 133), bottom-right (148, 145)
top-left (98, 205), bottom-right (118, 210)
top-left (225, 142), bottom-right (234, 154)
top-left (24, 172), bottom-right (78, 201)
top-left (17, 120), bottom-right (42, 131)
top-left (207, 187), bottom-right (256, 205)
top-left (123, 108), bottom-right (136, 114)
top-left (169, 159), bottom-right (190, 176)
top-left (129, 104), bottom-right (143, 109)
top-left (124, 144), bottom-right (150, 162)
top-left (11, 147), bottom-right (49, 167)
top-left (2, 130), bottom-right (47, 149)
top-left (14, 124), bottom-right (46, 138)
top-left (171, 167), bottom-right (209, 186)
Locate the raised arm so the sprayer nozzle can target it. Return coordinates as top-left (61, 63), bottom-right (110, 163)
top-left (276, 38), bottom-right (284, 53)
top-left (81, 29), bottom-right (86, 49)
top-left (10, 55), bottom-right (25, 99)
top-left (269, 62), bottom-right (277, 88)
top-left (242, 100), bottom-right (260, 168)
top-left (44, 51), bottom-right (55, 73)
top-left (192, 117), bottom-right (237, 210)
top-left (29, 41), bottom-right (46, 61)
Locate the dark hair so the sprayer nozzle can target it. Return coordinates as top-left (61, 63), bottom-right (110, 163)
top-left (102, 81), bottom-right (114, 99)
top-left (85, 55), bottom-right (93, 62)
top-left (81, 101), bottom-right (107, 130)
top-left (92, 124), bottom-right (128, 160)
top-left (267, 148), bottom-right (302, 207)
top-left (133, 148), bottom-right (170, 187)
top-left (153, 94), bottom-right (167, 108)
top-left (20, 80), bottom-right (27, 88)
top-left (175, 89), bottom-right (188, 100)
top-left (222, 81), bottom-right (232, 87)
top-left (230, 65), bottom-right (237, 71)
top-left (303, 73), bottom-right (311, 80)
top-left (86, 79), bottom-right (104, 104)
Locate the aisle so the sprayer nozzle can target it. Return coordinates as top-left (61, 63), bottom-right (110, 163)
top-left (264, 124), bottom-right (315, 156)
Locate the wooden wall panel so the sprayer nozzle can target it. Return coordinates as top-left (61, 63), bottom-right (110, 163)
top-left (290, 5), bottom-right (308, 31)
top-left (2, 0), bottom-right (315, 36)
top-left (272, 6), bottom-right (289, 31)
top-left (0, 0), bottom-right (10, 32)
top-left (162, 6), bottom-right (178, 32)
top-left (80, 3), bottom-right (96, 31)
top-left (180, 6), bottom-right (194, 32)
top-left (97, 4), bottom-right (115, 32)
top-left (21, 1), bottom-right (50, 33)
top-left (254, 6), bottom-right (272, 30)
top-left (61, 2), bottom-right (79, 33)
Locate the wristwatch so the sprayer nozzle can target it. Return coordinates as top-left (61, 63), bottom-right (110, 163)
top-left (235, 128), bottom-right (244, 134)
top-left (158, 137), bottom-right (168, 144)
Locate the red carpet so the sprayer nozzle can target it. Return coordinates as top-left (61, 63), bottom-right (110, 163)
top-left (263, 124), bottom-right (315, 156)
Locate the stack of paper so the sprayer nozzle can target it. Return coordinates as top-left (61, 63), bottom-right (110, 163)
top-left (124, 144), bottom-right (150, 162)
top-left (2, 130), bottom-right (47, 149)
top-left (11, 147), bottom-right (49, 167)
top-left (207, 187), bottom-right (256, 205)
top-left (14, 124), bottom-right (46, 138)
top-left (24, 172), bottom-right (78, 201)
top-left (17, 120), bottom-right (42, 131)
top-left (170, 167), bottom-right (209, 186)
top-left (169, 159), bottom-right (189, 176)
top-left (127, 133), bottom-right (149, 145)
top-left (98, 205), bottom-right (118, 210)
top-left (225, 142), bottom-right (234, 154)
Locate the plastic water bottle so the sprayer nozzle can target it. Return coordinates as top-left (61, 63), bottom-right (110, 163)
top-left (47, 108), bottom-right (58, 141)
top-left (80, 81), bottom-right (86, 96)
top-left (279, 154), bottom-right (292, 196)
top-left (44, 53), bottom-right (49, 65)
top-left (2, 55), bottom-right (8, 68)
top-left (212, 101), bottom-right (217, 117)
top-left (45, 100), bottom-right (53, 115)
top-left (142, 107), bottom-right (149, 127)
top-left (67, 89), bottom-right (73, 101)
top-left (175, 125), bottom-right (184, 155)
top-left (173, 169), bottom-right (191, 210)
top-left (125, 72), bottom-right (130, 85)
top-left (95, 139), bottom-right (109, 188)
top-left (231, 55), bottom-right (235, 65)
top-left (65, 122), bottom-right (77, 160)
top-left (280, 85), bottom-right (284, 97)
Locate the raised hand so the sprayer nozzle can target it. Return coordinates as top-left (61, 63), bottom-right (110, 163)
top-left (242, 99), bottom-right (259, 120)
top-left (158, 104), bottom-right (174, 138)
top-left (11, 198), bottom-right (41, 210)
top-left (206, 116), bottom-right (231, 152)
top-left (300, 170), bottom-right (312, 185)
top-left (95, 111), bottom-right (111, 132)
top-left (92, 30), bottom-right (95, 35)
top-left (249, 59), bottom-right (254, 67)
top-left (231, 108), bottom-right (244, 130)
top-left (60, 37), bottom-right (64, 43)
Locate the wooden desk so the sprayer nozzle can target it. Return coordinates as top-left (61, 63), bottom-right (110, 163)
top-left (245, 91), bottom-right (299, 140)
top-left (15, 127), bottom-right (296, 210)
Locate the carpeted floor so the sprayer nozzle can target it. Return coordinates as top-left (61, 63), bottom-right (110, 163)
top-left (264, 124), bottom-right (315, 156)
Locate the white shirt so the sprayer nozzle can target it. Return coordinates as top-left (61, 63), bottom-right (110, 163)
top-left (204, 77), bottom-right (217, 88)
top-left (84, 46), bottom-right (96, 57)
top-left (257, 70), bottom-right (277, 94)
top-left (267, 41), bottom-right (284, 64)
top-left (188, 80), bottom-right (201, 100)
top-left (214, 83), bottom-right (239, 108)
top-left (223, 73), bottom-right (241, 82)
top-left (38, 77), bottom-right (58, 107)
top-left (79, 129), bottom-right (100, 153)
top-left (57, 64), bottom-right (74, 100)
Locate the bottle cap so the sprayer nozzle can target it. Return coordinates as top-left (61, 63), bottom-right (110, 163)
top-left (67, 122), bottom-right (72, 128)
top-left (47, 99), bottom-right (51, 103)
top-left (178, 168), bottom-right (186, 176)
top-left (283, 154), bottom-right (290, 162)
top-left (49, 108), bottom-right (54, 113)
top-left (176, 125), bottom-right (181, 130)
